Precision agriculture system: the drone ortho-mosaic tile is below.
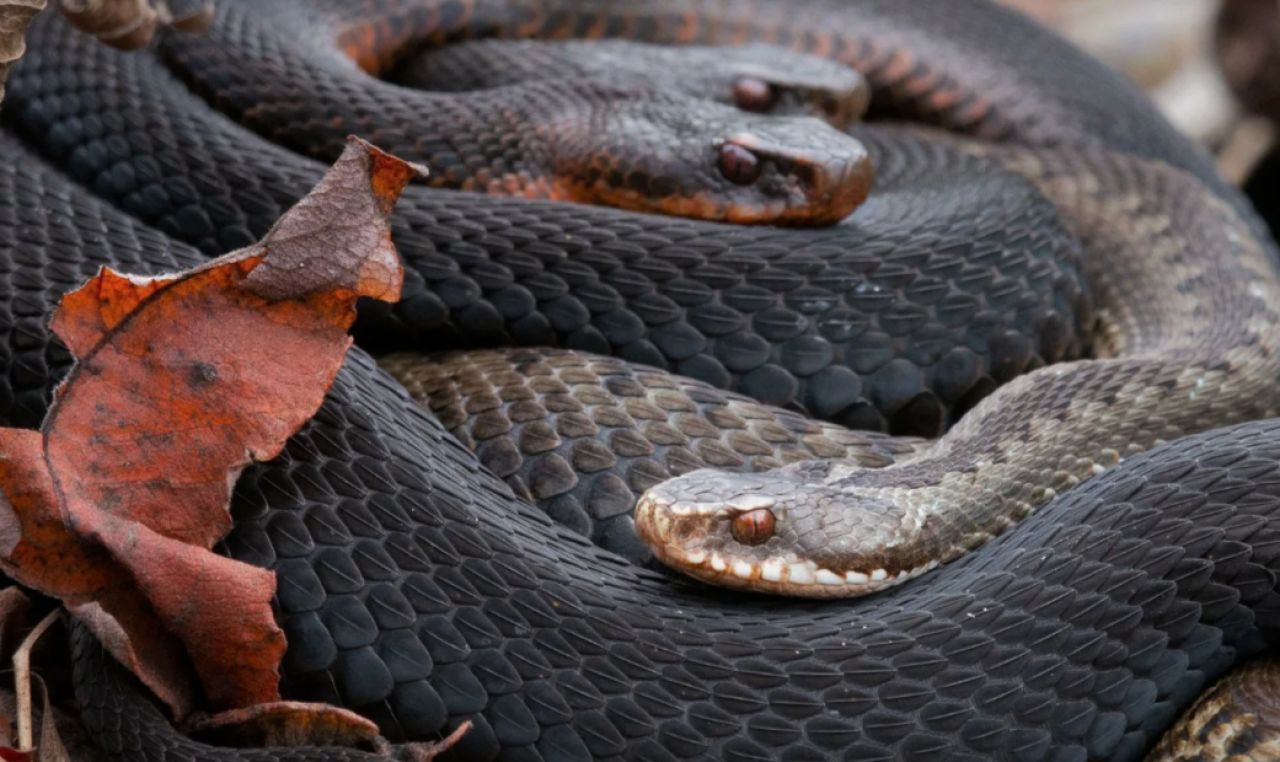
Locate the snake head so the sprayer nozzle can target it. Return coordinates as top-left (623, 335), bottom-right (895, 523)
top-left (671, 44), bottom-right (871, 129)
top-left (396, 39), bottom-right (869, 130)
top-left (546, 94), bottom-right (873, 226)
top-left (634, 463), bottom-right (940, 598)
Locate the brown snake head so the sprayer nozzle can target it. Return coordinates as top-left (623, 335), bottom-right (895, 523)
top-left (395, 40), bottom-right (871, 130)
top-left (635, 464), bottom-right (939, 598)
top-left (653, 43), bottom-right (871, 129)
top-left (544, 96), bottom-right (874, 226)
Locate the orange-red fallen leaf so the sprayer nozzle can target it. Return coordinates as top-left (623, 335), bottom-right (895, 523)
top-left (0, 137), bottom-right (426, 717)
top-left (187, 701), bottom-right (381, 749)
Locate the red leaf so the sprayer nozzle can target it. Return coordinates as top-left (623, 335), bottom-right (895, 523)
top-left (0, 137), bottom-right (426, 716)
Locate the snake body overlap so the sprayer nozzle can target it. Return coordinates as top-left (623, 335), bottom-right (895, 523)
top-left (2, 0), bottom-right (1280, 759)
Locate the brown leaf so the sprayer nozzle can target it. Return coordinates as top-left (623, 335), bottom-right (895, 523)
top-left (0, 683), bottom-right (100, 762)
top-left (0, 137), bottom-right (426, 716)
top-left (71, 602), bottom-right (193, 719)
top-left (31, 675), bottom-right (68, 762)
top-left (187, 702), bottom-right (381, 749)
top-left (0, 676), bottom-right (76, 762)
top-left (0, 0), bottom-right (46, 106)
top-left (401, 722), bottom-right (472, 762)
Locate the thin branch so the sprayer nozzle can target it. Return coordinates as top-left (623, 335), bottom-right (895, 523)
top-left (13, 608), bottom-right (59, 751)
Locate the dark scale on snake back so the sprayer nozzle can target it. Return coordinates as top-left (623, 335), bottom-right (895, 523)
top-left (380, 347), bottom-right (926, 564)
top-left (2, 0), bottom-right (1280, 760)
top-left (4, 9), bottom-right (1096, 438)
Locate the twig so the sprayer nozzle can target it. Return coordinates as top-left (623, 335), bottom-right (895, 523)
top-left (13, 608), bottom-right (59, 750)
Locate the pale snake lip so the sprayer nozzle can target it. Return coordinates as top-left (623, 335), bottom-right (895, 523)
top-left (11, 0), bottom-right (1280, 758)
top-left (636, 487), bottom-right (941, 598)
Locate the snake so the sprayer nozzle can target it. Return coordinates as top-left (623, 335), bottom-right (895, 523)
top-left (2, 0), bottom-right (1280, 759)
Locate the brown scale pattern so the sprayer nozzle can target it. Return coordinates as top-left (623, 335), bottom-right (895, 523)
top-left (4, 8), bottom-right (1102, 439)
top-left (1147, 658), bottom-right (1280, 762)
top-left (381, 347), bottom-right (924, 564)
top-left (1, 0), bottom-right (1278, 760)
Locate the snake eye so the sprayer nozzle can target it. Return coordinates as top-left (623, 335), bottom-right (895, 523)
top-left (733, 76), bottom-right (776, 112)
top-left (718, 143), bottom-right (762, 185)
top-left (730, 508), bottom-right (776, 546)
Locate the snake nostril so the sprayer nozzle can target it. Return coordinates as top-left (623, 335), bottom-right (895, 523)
top-left (732, 76), bottom-right (776, 112)
top-left (730, 508), bottom-right (776, 546)
top-left (718, 143), bottom-right (763, 185)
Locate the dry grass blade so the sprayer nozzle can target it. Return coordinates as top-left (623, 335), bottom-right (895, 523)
top-left (11, 609), bottom-right (57, 752)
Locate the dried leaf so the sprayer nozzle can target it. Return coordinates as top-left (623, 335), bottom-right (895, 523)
top-left (0, 0), bottom-right (46, 106)
top-left (0, 684), bottom-right (97, 762)
top-left (187, 702), bottom-right (380, 749)
top-left (401, 722), bottom-right (472, 761)
top-left (0, 137), bottom-right (425, 717)
top-left (70, 601), bottom-right (193, 719)
top-left (31, 676), bottom-right (68, 762)
top-left (0, 677), bottom-right (75, 762)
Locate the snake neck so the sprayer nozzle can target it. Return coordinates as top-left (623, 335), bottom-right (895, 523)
top-left (636, 145), bottom-right (1280, 597)
top-left (309, 0), bottom-right (1225, 185)
top-left (155, 0), bottom-right (874, 222)
top-left (863, 151), bottom-right (1280, 582)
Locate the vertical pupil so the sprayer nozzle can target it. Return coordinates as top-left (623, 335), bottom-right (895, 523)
top-left (731, 509), bottom-right (775, 545)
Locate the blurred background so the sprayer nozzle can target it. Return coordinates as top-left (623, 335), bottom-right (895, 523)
top-left (995, 0), bottom-right (1280, 238)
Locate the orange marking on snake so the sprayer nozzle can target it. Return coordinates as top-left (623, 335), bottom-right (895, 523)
top-left (924, 88), bottom-right (962, 111)
top-left (674, 11), bottom-right (698, 44)
top-left (881, 49), bottom-right (919, 82)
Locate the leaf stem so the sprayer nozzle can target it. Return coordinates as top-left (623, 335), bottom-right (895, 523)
top-left (13, 608), bottom-right (59, 750)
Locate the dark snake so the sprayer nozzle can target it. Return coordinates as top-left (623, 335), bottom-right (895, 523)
top-left (2, 0), bottom-right (1280, 759)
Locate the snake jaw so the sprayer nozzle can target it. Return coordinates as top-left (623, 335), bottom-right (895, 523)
top-left (546, 97), bottom-right (873, 225)
top-left (721, 125), bottom-right (873, 225)
top-left (637, 468), bottom-right (948, 598)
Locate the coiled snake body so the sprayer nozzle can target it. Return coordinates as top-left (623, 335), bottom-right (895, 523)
top-left (2, 0), bottom-right (1280, 759)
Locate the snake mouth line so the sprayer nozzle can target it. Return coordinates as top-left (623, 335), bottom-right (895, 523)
top-left (650, 540), bottom-right (942, 598)
top-left (637, 493), bottom-right (941, 598)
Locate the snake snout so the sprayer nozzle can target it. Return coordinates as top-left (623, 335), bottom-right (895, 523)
top-left (546, 99), bottom-right (870, 225)
top-left (722, 121), bottom-right (874, 225)
top-left (637, 469), bottom-right (946, 598)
